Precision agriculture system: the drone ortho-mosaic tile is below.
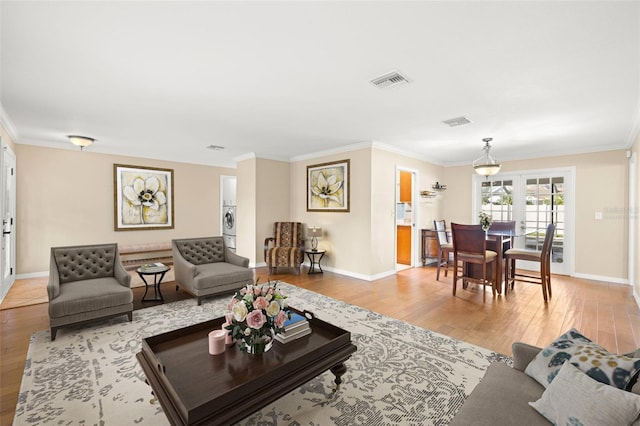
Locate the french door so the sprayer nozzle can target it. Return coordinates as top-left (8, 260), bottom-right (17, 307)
top-left (1, 140), bottom-right (16, 301)
top-left (473, 168), bottom-right (575, 275)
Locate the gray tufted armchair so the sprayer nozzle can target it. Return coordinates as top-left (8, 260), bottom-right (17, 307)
top-left (172, 236), bottom-right (254, 305)
top-left (48, 243), bottom-right (133, 340)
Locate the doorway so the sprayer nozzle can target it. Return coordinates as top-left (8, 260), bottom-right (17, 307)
top-left (473, 167), bottom-right (575, 275)
top-left (1, 140), bottom-right (16, 302)
top-left (396, 168), bottom-right (417, 270)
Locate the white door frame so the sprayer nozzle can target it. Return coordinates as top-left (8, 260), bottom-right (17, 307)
top-left (629, 151), bottom-right (636, 287)
top-left (1, 139), bottom-right (17, 303)
top-left (395, 166), bottom-right (418, 268)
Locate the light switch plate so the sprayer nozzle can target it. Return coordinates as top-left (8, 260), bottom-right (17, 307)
top-left (595, 211), bottom-right (603, 220)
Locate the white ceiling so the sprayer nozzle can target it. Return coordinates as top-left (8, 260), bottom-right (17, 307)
top-left (2, 1), bottom-right (639, 168)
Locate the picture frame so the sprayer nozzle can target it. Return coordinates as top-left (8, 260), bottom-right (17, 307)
top-left (113, 164), bottom-right (174, 231)
top-left (307, 159), bottom-right (350, 212)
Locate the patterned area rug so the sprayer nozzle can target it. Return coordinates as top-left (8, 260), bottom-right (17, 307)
top-left (14, 283), bottom-right (510, 425)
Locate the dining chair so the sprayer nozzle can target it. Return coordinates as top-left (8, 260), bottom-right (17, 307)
top-left (489, 220), bottom-right (516, 234)
top-left (433, 219), bottom-right (453, 280)
top-left (504, 223), bottom-right (557, 302)
top-left (451, 223), bottom-right (498, 302)
top-left (488, 220), bottom-right (516, 262)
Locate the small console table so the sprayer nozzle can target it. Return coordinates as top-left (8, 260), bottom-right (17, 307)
top-left (304, 249), bottom-right (326, 274)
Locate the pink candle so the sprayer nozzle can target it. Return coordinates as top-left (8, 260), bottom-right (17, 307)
top-left (222, 322), bottom-right (233, 345)
top-left (208, 330), bottom-right (226, 355)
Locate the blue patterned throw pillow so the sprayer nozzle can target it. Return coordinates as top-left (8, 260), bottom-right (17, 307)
top-left (525, 328), bottom-right (640, 390)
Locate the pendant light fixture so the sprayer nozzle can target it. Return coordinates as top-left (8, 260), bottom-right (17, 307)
top-left (473, 137), bottom-right (501, 177)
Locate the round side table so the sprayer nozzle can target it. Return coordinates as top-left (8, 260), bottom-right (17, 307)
top-left (304, 249), bottom-right (326, 274)
top-left (137, 265), bottom-right (171, 302)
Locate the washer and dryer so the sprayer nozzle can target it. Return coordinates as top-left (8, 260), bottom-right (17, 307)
top-left (222, 205), bottom-right (236, 251)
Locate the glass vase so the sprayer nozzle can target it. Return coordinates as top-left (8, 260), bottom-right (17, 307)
top-left (241, 334), bottom-right (273, 354)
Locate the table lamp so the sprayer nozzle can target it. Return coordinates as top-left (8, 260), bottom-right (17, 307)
top-left (309, 226), bottom-right (323, 251)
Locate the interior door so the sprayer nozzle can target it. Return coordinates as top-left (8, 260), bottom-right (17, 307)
top-left (475, 168), bottom-right (574, 275)
top-left (1, 141), bottom-right (17, 301)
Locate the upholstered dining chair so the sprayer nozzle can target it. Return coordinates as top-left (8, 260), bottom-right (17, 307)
top-left (264, 222), bottom-right (305, 275)
top-left (504, 223), bottom-right (557, 303)
top-left (451, 223), bottom-right (498, 302)
top-left (47, 243), bottom-right (133, 340)
top-left (434, 219), bottom-right (454, 281)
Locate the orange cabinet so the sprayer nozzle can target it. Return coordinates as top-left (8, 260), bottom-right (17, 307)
top-left (397, 225), bottom-right (412, 265)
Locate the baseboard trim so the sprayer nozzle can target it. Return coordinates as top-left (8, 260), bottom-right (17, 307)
top-left (16, 271), bottom-right (48, 280)
top-left (572, 272), bottom-right (629, 285)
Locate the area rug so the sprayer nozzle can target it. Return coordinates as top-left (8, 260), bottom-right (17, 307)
top-left (14, 282), bottom-right (510, 425)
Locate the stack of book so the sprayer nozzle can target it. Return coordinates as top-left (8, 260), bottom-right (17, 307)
top-left (140, 262), bottom-right (168, 273)
top-left (275, 312), bottom-right (311, 344)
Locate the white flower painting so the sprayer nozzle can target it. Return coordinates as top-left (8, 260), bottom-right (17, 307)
top-left (307, 159), bottom-right (350, 212)
top-left (114, 164), bottom-right (174, 230)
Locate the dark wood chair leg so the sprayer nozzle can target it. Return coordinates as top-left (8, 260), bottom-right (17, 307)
top-left (51, 327), bottom-right (57, 341)
top-left (452, 260), bottom-right (458, 296)
top-left (127, 312), bottom-right (133, 322)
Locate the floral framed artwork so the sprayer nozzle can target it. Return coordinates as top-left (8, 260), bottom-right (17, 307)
top-left (307, 159), bottom-right (350, 212)
top-left (113, 164), bottom-right (174, 231)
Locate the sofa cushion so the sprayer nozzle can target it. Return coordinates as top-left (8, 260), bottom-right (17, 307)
top-left (530, 362), bottom-right (640, 426)
top-left (449, 362), bottom-right (548, 426)
top-left (49, 277), bottom-right (133, 318)
top-left (175, 238), bottom-right (225, 265)
top-left (53, 244), bottom-right (116, 284)
top-left (192, 262), bottom-right (254, 290)
top-left (525, 328), bottom-right (640, 390)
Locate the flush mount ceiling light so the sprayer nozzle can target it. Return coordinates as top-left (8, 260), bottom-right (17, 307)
top-left (473, 137), bottom-right (502, 177)
top-left (67, 135), bottom-right (95, 150)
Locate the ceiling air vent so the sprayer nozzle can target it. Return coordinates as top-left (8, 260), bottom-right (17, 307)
top-left (442, 116), bottom-right (472, 127)
top-left (370, 70), bottom-right (410, 89)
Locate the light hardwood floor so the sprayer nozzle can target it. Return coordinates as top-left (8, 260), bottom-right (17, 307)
top-left (2, 265), bottom-right (640, 424)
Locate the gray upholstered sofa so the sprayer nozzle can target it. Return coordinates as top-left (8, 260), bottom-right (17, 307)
top-left (450, 342), bottom-right (549, 425)
top-left (48, 243), bottom-right (133, 341)
top-left (172, 237), bottom-right (254, 305)
top-left (450, 342), bottom-right (640, 425)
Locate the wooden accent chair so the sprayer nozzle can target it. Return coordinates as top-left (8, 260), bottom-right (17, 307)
top-left (451, 223), bottom-right (498, 302)
top-left (47, 243), bottom-right (133, 340)
top-left (264, 222), bottom-right (305, 275)
top-left (488, 220), bottom-right (516, 234)
top-left (505, 223), bottom-right (557, 302)
top-left (434, 219), bottom-right (453, 280)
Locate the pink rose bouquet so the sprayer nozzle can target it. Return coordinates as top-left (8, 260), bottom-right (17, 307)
top-left (226, 280), bottom-right (289, 353)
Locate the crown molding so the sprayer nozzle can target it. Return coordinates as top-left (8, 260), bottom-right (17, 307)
top-left (289, 141), bottom-right (374, 162)
top-left (0, 103), bottom-right (19, 142)
top-left (626, 97), bottom-right (640, 148)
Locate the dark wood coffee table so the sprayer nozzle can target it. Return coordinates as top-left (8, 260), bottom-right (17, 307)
top-left (136, 310), bottom-right (357, 425)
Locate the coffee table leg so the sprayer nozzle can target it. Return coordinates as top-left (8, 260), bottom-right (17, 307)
top-left (330, 362), bottom-right (347, 392)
